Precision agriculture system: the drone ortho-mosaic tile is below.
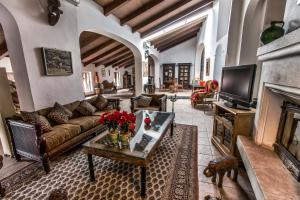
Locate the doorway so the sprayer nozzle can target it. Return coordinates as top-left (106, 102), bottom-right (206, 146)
top-left (200, 47), bottom-right (205, 80)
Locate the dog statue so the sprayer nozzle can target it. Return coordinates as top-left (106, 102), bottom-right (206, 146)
top-left (203, 156), bottom-right (238, 187)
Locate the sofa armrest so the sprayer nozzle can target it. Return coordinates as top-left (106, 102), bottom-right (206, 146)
top-left (6, 119), bottom-right (46, 161)
top-left (130, 96), bottom-right (141, 113)
top-left (159, 95), bottom-right (167, 112)
top-left (107, 98), bottom-right (120, 111)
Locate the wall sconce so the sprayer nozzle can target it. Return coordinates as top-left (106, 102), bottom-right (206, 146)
top-left (47, 0), bottom-right (63, 26)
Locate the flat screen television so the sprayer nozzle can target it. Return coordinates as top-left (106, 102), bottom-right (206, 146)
top-left (219, 64), bottom-right (256, 109)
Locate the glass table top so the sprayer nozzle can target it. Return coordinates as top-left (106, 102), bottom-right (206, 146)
top-left (83, 110), bottom-right (175, 160)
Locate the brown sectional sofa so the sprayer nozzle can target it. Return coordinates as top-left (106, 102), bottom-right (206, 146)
top-left (7, 97), bottom-right (120, 173)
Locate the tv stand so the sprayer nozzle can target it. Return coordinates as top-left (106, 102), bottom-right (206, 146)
top-left (211, 102), bottom-right (255, 158)
top-left (224, 101), bottom-right (251, 111)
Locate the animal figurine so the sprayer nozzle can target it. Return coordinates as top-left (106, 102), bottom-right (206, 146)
top-left (47, 0), bottom-right (63, 26)
top-left (203, 156), bottom-right (238, 187)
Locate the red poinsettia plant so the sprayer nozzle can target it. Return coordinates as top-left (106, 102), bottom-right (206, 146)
top-left (99, 111), bottom-right (136, 134)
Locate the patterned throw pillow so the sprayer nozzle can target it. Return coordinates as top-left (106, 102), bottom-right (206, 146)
top-left (54, 102), bottom-right (73, 118)
top-left (137, 96), bottom-right (152, 107)
top-left (76, 100), bottom-right (97, 116)
top-left (21, 111), bottom-right (52, 133)
top-left (92, 95), bottom-right (108, 110)
top-left (47, 105), bottom-right (70, 124)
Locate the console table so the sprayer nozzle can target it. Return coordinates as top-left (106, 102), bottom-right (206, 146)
top-left (211, 102), bottom-right (255, 158)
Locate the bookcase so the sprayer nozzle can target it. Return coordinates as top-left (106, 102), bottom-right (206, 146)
top-left (211, 102), bottom-right (255, 157)
top-left (162, 64), bottom-right (175, 84)
top-left (178, 63), bottom-right (191, 89)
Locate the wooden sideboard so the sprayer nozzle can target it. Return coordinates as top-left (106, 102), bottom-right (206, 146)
top-left (211, 102), bottom-right (256, 158)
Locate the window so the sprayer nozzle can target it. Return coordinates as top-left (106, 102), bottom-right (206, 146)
top-left (114, 72), bottom-right (120, 87)
top-left (82, 71), bottom-right (93, 94)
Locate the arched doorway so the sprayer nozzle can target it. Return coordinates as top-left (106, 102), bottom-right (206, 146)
top-left (79, 31), bottom-right (135, 95)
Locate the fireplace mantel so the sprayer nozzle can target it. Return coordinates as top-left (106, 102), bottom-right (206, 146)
top-left (257, 28), bottom-right (300, 61)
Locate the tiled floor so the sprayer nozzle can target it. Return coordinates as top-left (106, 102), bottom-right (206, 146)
top-left (121, 97), bottom-right (256, 200)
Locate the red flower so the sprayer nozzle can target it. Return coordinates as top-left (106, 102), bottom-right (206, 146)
top-left (129, 123), bottom-right (135, 131)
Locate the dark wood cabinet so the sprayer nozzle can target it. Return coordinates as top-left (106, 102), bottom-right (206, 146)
top-left (123, 71), bottom-right (131, 89)
top-left (163, 64), bottom-right (175, 84)
top-left (178, 63), bottom-right (191, 89)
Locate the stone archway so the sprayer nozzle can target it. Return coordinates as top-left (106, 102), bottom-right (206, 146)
top-left (194, 43), bottom-right (205, 80)
top-left (213, 44), bottom-right (224, 83)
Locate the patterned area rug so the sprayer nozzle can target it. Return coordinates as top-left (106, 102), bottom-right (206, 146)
top-left (4, 124), bottom-right (198, 200)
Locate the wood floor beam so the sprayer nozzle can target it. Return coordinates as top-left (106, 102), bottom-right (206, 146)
top-left (132, 0), bottom-right (192, 33)
top-left (120, 0), bottom-right (164, 26)
top-left (104, 0), bottom-right (130, 16)
top-left (141, 0), bottom-right (213, 38)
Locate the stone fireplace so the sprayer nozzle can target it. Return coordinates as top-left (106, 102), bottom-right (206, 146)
top-left (237, 28), bottom-right (300, 199)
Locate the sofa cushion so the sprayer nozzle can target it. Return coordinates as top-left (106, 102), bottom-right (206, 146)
top-left (20, 111), bottom-right (52, 133)
top-left (42, 124), bottom-right (81, 151)
top-left (54, 102), bottom-right (73, 118)
top-left (68, 116), bottom-right (99, 132)
top-left (93, 109), bottom-right (117, 116)
top-left (137, 96), bottom-right (152, 107)
top-left (92, 95), bottom-right (108, 110)
top-left (76, 101), bottom-right (97, 116)
top-left (47, 105), bottom-right (70, 124)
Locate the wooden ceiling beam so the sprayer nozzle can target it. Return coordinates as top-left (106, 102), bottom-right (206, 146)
top-left (151, 25), bottom-right (200, 47)
top-left (83, 44), bottom-right (125, 66)
top-left (104, 0), bottom-right (130, 16)
top-left (81, 39), bottom-right (116, 61)
top-left (158, 32), bottom-right (198, 52)
top-left (141, 0), bottom-right (213, 38)
top-left (80, 35), bottom-right (103, 50)
top-left (89, 48), bottom-right (129, 66)
top-left (111, 56), bottom-right (134, 67)
top-left (118, 58), bottom-right (134, 68)
top-left (132, 0), bottom-right (192, 33)
top-left (120, 0), bottom-right (164, 26)
top-left (0, 42), bottom-right (8, 60)
top-left (98, 51), bottom-right (132, 66)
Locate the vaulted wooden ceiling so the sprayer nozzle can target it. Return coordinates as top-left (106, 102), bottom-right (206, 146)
top-left (80, 31), bottom-right (134, 68)
top-left (148, 18), bottom-right (204, 52)
top-left (94, 0), bottom-right (213, 38)
top-left (0, 25), bottom-right (8, 59)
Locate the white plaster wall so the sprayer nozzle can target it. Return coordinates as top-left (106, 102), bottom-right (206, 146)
top-left (195, 2), bottom-right (219, 81)
top-left (0, 57), bottom-right (12, 72)
top-left (283, 0), bottom-right (300, 31)
top-left (0, 0), bottom-right (144, 111)
top-left (158, 37), bottom-right (197, 84)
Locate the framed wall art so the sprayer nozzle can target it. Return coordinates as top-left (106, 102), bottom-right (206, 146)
top-left (42, 48), bottom-right (73, 76)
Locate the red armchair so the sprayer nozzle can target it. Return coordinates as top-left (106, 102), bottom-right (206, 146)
top-left (191, 80), bottom-right (219, 109)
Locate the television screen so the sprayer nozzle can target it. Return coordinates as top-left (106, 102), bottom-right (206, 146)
top-left (220, 65), bottom-right (256, 107)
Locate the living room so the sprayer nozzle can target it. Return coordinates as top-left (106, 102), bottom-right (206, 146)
top-left (0, 0), bottom-right (299, 199)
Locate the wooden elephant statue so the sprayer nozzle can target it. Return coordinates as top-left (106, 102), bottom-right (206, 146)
top-left (203, 156), bottom-right (238, 187)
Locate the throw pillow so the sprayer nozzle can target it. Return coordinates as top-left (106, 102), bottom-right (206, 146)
top-left (76, 100), bottom-right (97, 116)
top-left (92, 95), bottom-right (109, 110)
top-left (21, 111), bottom-right (52, 133)
top-left (47, 106), bottom-right (70, 124)
top-left (137, 96), bottom-right (152, 107)
top-left (54, 102), bottom-right (73, 118)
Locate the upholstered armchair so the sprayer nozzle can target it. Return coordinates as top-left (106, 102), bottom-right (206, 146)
top-left (100, 80), bottom-right (117, 94)
top-left (130, 94), bottom-right (167, 113)
top-left (191, 80), bottom-right (219, 109)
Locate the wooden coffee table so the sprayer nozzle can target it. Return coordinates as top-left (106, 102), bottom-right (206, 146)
top-left (82, 110), bottom-right (175, 197)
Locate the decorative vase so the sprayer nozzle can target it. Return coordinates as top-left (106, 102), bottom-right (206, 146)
top-left (120, 132), bottom-right (130, 146)
top-left (109, 129), bottom-right (119, 145)
top-left (260, 21), bottom-right (285, 45)
top-left (144, 116), bottom-right (151, 126)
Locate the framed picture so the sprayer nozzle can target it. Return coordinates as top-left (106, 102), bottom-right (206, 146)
top-left (42, 48), bottom-right (73, 76)
top-left (101, 68), bottom-right (106, 77)
top-left (206, 58), bottom-right (210, 76)
top-left (143, 61), bottom-right (149, 77)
